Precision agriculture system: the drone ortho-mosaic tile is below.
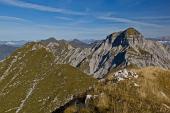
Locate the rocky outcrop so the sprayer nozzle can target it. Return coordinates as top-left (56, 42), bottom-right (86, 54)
top-left (40, 28), bottom-right (170, 78)
top-left (86, 28), bottom-right (170, 78)
top-left (111, 69), bottom-right (138, 81)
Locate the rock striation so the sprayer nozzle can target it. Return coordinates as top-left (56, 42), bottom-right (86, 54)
top-left (41, 28), bottom-right (170, 78)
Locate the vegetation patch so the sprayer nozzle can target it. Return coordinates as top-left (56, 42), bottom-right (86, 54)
top-left (0, 43), bottom-right (97, 113)
top-left (63, 67), bottom-right (170, 113)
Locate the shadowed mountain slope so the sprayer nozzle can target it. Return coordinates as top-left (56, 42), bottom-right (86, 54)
top-left (40, 28), bottom-right (170, 78)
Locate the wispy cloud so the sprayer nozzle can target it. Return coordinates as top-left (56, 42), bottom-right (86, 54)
top-left (55, 16), bottom-right (73, 21)
top-left (1, 0), bottom-right (162, 28)
top-left (0, 19), bottom-right (121, 40)
top-left (0, 16), bottom-right (31, 22)
top-left (97, 16), bottom-right (163, 27)
top-left (134, 16), bottom-right (170, 20)
top-left (0, 0), bottom-right (87, 16)
top-left (0, 1), bottom-right (168, 40)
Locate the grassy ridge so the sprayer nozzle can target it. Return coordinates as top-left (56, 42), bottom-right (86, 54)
top-left (0, 43), bottom-right (96, 113)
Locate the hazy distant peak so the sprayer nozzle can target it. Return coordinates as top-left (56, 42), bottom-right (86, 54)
top-left (41, 37), bottom-right (57, 43)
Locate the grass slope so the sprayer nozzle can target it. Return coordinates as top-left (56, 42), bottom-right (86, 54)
top-left (64, 67), bottom-right (170, 113)
top-left (0, 43), bottom-right (96, 113)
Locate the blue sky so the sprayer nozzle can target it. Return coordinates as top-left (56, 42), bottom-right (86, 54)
top-left (0, 0), bottom-right (170, 40)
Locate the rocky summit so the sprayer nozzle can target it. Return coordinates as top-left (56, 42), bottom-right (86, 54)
top-left (0, 28), bottom-right (170, 113)
top-left (41, 28), bottom-right (170, 78)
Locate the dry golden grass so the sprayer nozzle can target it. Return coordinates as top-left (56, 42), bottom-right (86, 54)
top-left (96, 93), bottom-right (110, 111)
top-left (64, 105), bottom-right (77, 113)
top-left (132, 67), bottom-right (170, 103)
top-left (64, 67), bottom-right (170, 113)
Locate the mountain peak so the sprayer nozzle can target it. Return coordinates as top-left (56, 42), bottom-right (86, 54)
top-left (46, 37), bottom-right (56, 41)
top-left (123, 27), bottom-right (142, 38)
top-left (125, 27), bottom-right (140, 34)
top-left (125, 27), bottom-right (137, 31)
top-left (69, 39), bottom-right (91, 48)
top-left (72, 39), bottom-right (81, 42)
top-left (41, 37), bottom-right (57, 44)
top-left (1, 28), bottom-right (169, 79)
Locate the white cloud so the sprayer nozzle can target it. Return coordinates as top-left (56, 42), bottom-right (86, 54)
top-left (0, 0), bottom-right (87, 16)
top-left (1, 0), bottom-right (163, 28)
top-left (0, 0), bottom-right (169, 40)
top-left (134, 16), bottom-right (170, 20)
top-left (0, 16), bottom-right (31, 22)
top-left (0, 20), bottom-right (121, 40)
top-left (97, 16), bottom-right (163, 27)
top-left (55, 16), bottom-right (73, 21)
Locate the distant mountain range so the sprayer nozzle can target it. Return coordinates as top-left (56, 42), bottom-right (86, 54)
top-left (0, 28), bottom-right (170, 113)
top-left (0, 40), bottom-right (28, 47)
top-left (0, 41), bottom-right (28, 61)
top-left (0, 34), bottom-right (169, 64)
top-left (69, 39), bottom-right (94, 48)
top-left (39, 28), bottom-right (170, 78)
top-left (0, 39), bottom-right (98, 61)
top-left (0, 45), bottom-right (18, 61)
top-left (1, 29), bottom-right (170, 77)
top-left (147, 36), bottom-right (170, 45)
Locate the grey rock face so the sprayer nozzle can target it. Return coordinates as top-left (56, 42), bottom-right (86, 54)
top-left (43, 28), bottom-right (170, 78)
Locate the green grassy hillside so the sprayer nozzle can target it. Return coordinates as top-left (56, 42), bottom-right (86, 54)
top-left (0, 43), bottom-right (96, 113)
